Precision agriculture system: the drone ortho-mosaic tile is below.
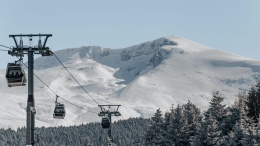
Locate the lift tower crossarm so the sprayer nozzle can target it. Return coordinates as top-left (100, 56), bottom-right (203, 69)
top-left (42, 35), bottom-right (51, 48)
top-left (9, 34), bottom-right (52, 48)
top-left (98, 105), bottom-right (121, 116)
top-left (8, 34), bottom-right (53, 57)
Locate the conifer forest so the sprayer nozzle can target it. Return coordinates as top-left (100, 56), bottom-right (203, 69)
top-left (1, 83), bottom-right (260, 145)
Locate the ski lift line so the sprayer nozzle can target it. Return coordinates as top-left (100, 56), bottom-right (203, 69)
top-left (20, 61), bottom-right (57, 95)
top-left (53, 53), bottom-right (99, 105)
top-left (19, 60), bottom-right (99, 115)
top-left (0, 44), bottom-right (11, 51)
top-left (0, 44), bottom-right (11, 49)
top-left (58, 96), bottom-right (99, 114)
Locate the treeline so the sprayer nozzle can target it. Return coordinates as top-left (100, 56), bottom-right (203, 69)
top-left (145, 83), bottom-right (260, 145)
top-left (2, 83), bottom-right (260, 145)
top-left (0, 118), bottom-right (152, 146)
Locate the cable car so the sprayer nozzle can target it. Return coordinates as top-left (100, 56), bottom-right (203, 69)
top-left (53, 96), bottom-right (66, 119)
top-left (101, 117), bottom-right (110, 129)
top-left (53, 103), bottom-right (66, 119)
top-left (5, 63), bottom-right (26, 87)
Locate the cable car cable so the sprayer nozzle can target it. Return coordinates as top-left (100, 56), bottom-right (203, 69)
top-left (0, 44), bottom-right (11, 51)
top-left (55, 51), bottom-right (143, 133)
top-left (2, 43), bottom-right (122, 117)
top-left (19, 60), bottom-right (99, 115)
top-left (3, 44), bottom-right (102, 110)
top-left (0, 44), bottom-right (11, 49)
top-left (45, 52), bottom-right (146, 144)
top-left (53, 53), bottom-right (99, 105)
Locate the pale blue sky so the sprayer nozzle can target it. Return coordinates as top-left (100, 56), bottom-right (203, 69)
top-left (0, 0), bottom-right (259, 69)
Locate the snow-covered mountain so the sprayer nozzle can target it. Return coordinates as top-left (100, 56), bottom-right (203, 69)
top-left (1, 36), bottom-right (260, 129)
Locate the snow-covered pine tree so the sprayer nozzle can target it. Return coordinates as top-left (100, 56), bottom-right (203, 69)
top-left (225, 108), bottom-right (258, 146)
top-left (234, 92), bottom-right (247, 110)
top-left (193, 111), bottom-right (222, 146)
top-left (182, 100), bottom-right (202, 145)
top-left (241, 126), bottom-right (257, 146)
top-left (221, 106), bottom-right (240, 136)
top-left (145, 108), bottom-right (164, 145)
top-left (246, 83), bottom-right (260, 123)
top-left (204, 112), bottom-right (222, 146)
top-left (225, 119), bottom-right (244, 146)
top-left (204, 91), bottom-right (227, 136)
top-left (165, 104), bottom-right (187, 145)
top-left (254, 118), bottom-right (260, 144)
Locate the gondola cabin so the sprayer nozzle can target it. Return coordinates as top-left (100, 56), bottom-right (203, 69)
top-left (53, 103), bottom-right (66, 119)
top-left (101, 117), bottom-right (110, 129)
top-left (5, 63), bottom-right (26, 87)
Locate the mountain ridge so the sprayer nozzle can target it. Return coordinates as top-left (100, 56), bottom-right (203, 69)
top-left (0, 36), bottom-right (259, 129)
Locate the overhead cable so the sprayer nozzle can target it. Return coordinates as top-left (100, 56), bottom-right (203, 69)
top-left (0, 44), bottom-right (11, 51)
top-left (53, 53), bottom-right (99, 105)
top-left (20, 61), bottom-right (98, 115)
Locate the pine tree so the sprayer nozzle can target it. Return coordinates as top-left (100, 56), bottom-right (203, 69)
top-left (226, 120), bottom-right (244, 146)
top-left (241, 127), bottom-right (257, 146)
top-left (145, 108), bottom-right (164, 145)
top-left (204, 112), bottom-right (222, 146)
top-left (254, 119), bottom-right (260, 144)
top-left (193, 111), bottom-right (222, 146)
top-left (224, 108), bottom-right (258, 146)
top-left (204, 91), bottom-right (227, 136)
top-left (221, 106), bottom-right (240, 136)
top-left (165, 104), bottom-right (187, 145)
top-left (246, 83), bottom-right (260, 123)
top-left (234, 92), bottom-right (247, 110)
top-left (204, 91), bottom-right (226, 121)
top-left (182, 100), bottom-right (202, 145)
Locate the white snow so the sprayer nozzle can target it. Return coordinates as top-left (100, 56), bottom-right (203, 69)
top-left (0, 36), bottom-right (260, 129)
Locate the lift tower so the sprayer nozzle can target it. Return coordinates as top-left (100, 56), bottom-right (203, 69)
top-left (98, 105), bottom-right (121, 145)
top-left (8, 34), bottom-right (52, 146)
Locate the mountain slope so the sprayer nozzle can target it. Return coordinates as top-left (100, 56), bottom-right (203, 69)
top-left (0, 36), bottom-right (260, 129)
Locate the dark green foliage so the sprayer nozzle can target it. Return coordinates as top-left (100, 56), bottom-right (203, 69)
top-left (145, 108), bottom-right (165, 145)
top-left (221, 107), bottom-right (240, 136)
top-left (204, 91), bottom-right (226, 122)
top-left (146, 102), bottom-right (202, 146)
top-left (246, 83), bottom-right (260, 122)
top-left (145, 90), bottom-right (260, 145)
top-left (0, 118), bottom-right (152, 146)
top-left (4, 82), bottom-right (260, 145)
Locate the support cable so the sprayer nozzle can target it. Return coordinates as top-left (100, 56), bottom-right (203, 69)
top-left (54, 49), bottom-right (144, 137)
top-left (18, 45), bottom-right (143, 143)
top-left (0, 43), bottom-right (97, 114)
top-left (0, 44), bottom-right (11, 51)
top-left (20, 60), bottom-right (99, 115)
top-left (3, 43), bottom-right (135, 119)
top-left (53, 53), bottom-right (99, 105)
